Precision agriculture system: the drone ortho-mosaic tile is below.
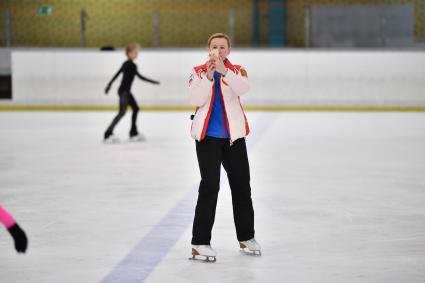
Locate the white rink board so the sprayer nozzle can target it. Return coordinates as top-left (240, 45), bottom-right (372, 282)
top-left (6, 49), bottom-right (425, 107)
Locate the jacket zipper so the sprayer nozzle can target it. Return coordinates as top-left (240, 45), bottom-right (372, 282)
top-left (219, 75), bottom-right (233, 145)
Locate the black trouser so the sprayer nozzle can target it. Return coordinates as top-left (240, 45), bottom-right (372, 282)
top-left (191, 136), bottom-right (255, 245)
top-left (105, 91), bottom-right (140, 135)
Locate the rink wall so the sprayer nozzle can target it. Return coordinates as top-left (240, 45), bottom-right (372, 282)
top-left (1, 49), bottom-right (425, 110)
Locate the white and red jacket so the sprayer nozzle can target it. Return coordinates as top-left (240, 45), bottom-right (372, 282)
top-left (189, 59), bottom-right (250, 142)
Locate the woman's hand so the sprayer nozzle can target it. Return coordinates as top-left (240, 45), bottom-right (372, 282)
top-left (213, 56), bottom-right (228, 76)
top-left (8, 223), bottom-right (28, 253)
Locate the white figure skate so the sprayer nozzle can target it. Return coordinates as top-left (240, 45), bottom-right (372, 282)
top-left (189, 245), bottom-right (217, 263)
top-left (129, 133), bottom-right (146, 142)
top-left (103, 134), bottom-right (120, 144)
top-left (239, 238), bottom-right (261, 256)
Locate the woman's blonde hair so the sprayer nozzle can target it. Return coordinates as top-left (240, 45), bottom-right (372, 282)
top-left (207, 33), bottom-right (231, 48)
top-left (126, 42), bottom-right (140, 55)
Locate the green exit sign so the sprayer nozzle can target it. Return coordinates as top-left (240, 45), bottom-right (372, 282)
top-left (37, 6), bottom-right (53, 16)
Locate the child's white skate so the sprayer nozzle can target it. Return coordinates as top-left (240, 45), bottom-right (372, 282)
top-left (104, 134), bottom-right (120, 144)
top-left (129, 133), bottom-right (146, 142)
top-left (189, 245), bottom-right (217, 263)
top-left (239, 238), bottom-right (261, 256)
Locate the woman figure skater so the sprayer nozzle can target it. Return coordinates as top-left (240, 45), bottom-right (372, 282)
top-left (0, 205), bottom-right (28, 253)
top-left (104, 42), bottom-right (160, 142)
top-left (188, 33), bottom-right (261, 262)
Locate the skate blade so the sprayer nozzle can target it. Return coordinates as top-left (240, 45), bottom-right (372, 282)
top-left (129, 135), bottom-right (146, 142)
top-left (188, 249), bottom-right (216, 262)
top-left (188, 255), bottom-right (216, 263)
top-left (103, 137), bottom-right (120, 144)
top-left (240, 248), bottom-right (262, 256)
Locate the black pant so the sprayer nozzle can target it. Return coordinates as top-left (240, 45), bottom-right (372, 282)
top-left (191, 137), bottom-right (255, 245)
top-left (105, 91), bottom-right (140, 135)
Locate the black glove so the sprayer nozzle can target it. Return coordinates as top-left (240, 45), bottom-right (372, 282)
top-left (105, 84), bottom-right (111, 94)
top-left (8, 223), bottom-right (28, 253)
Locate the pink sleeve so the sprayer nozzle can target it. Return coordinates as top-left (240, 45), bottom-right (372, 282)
top-left (0, 206), bottom-right (16, 229)
top-left (189, 69), bottom-right (214, 107)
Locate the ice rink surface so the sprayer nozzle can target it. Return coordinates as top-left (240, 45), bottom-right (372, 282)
top-left (0, 111), bottom-right (424, 283)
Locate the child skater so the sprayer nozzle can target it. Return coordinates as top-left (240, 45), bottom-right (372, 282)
top-left (0, 205), bottom-right (28, 253)
top-left (188, 33), bottom-right (261, 262)
top-left (104, 42), bottom-right (160, 142)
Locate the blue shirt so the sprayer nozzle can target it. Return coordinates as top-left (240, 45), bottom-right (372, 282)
top-left (205, 71), bottom-right (229, 139)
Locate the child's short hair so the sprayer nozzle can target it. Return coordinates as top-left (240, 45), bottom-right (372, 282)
top-left (126, 42), bottom-right (140, 55)
top-left (207, 33), bottom-right (231, 48)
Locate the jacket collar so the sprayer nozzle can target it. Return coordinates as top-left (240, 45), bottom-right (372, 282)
top-left (224, 58), bottom-right (236, 71)
top-left (196, 58), bottom-right (236, 73)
